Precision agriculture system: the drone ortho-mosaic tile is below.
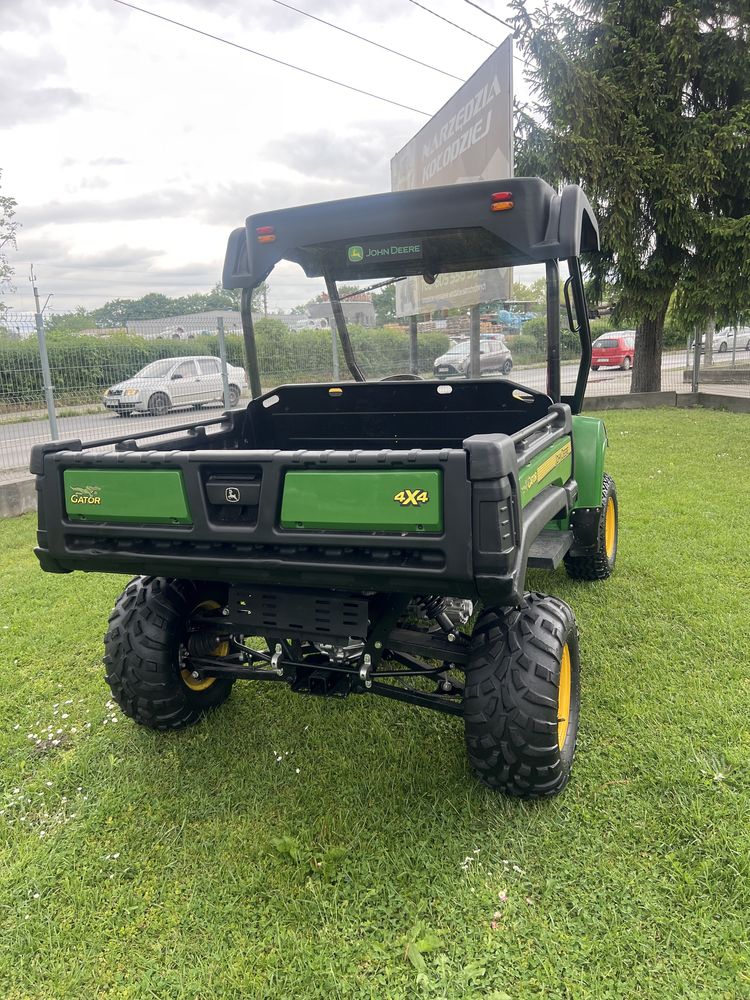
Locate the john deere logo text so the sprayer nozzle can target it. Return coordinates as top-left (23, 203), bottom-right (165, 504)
top-left (393, 488), bottom-right (429, 507)
top-left (348, 245), bottom-right (364, 262)
top-left (70, 485), bottom-right (102, 505)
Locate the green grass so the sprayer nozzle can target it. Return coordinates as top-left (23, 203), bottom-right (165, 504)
top-left (1, 407), bottom-right (749, 999)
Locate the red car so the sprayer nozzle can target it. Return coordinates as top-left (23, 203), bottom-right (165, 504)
top-left (591, 331), bottom-right (636, 370)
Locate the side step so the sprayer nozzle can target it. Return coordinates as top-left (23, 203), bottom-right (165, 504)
top-left (527, 530), bottom-right (574, 570)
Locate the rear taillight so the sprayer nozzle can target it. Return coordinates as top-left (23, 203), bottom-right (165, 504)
top-left (490, 191), bottom-right (513, 212)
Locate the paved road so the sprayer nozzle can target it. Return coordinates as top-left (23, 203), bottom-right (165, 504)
top-left (0, 350), bottom-right (740, 480)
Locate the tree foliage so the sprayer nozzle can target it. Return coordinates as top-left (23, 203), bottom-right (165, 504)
top-left (511, 1), bottom-right (750, 391)
top-left (0, 170), bottom-right (18, 311)
top-left (372, 281), bottom-right (396, 325)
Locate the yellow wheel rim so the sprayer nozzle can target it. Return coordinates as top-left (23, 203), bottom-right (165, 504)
top-left (180, 600), bottom-right (228, 692)
top-left (557, 643), bottom-right (572, 750)
top-left (604, 495), bottom-right (616, 560)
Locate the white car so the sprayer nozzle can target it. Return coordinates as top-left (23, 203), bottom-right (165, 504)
top-left (691, 327), bottom-right (750, 354)
top-left (103, 356), bottom-right (247, 417)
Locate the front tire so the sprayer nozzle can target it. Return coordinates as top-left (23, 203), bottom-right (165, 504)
top-left (621, 356), bottom-right (631, 370)
top-left (464, 594), bottom-right (580, 798)
top-left (564, 473), bottom-right (618, 580)
top-left (104, 577), bottom-right (234, 730)
top-left (148, 392), bottom-right (170, 417)
top-left (228, 384), bottom-right (240, 407)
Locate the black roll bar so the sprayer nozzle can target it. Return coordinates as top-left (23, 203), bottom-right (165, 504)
top-left (324, 272), bottom-right (366, 382)
top-left (566, 256), bottom-right (592, 414)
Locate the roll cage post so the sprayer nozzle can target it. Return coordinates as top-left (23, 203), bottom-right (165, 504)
top-left (240, 287), bottom-right (262, 398)
top-left (566, 256), bottom-right (593, 413)
top-left (324, 271), bottom-right (366, 382)
top-left (546, 261), bottom-right (561, 403)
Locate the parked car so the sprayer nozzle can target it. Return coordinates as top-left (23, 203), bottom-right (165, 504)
top-left (103, 356), bottom-right (247, 417)
top-left (434, 337), bottom-right (513, 378)
top-left (690, 326), bottom-right (750, 354)
top-left (591, 331), bottom-right (636, 370)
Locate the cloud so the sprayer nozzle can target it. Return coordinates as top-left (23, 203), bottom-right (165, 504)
top-left (18, 190), bottom-right (193, 227)
top-left (16, 166), bottom-right (394, 231)
top-left (176, 0), bottom-right (405, 31)
top-left (0, 43), bottom-right (85, 126)
top-left (90, 157), bottom-right (129, 167)
top-left (0, 0), bottom-right (75, 31)
top-left (264, 120), bottom-right (417, 188)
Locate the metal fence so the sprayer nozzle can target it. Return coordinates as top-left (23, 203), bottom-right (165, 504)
top-left (1, 309), bottom-right (747, 482)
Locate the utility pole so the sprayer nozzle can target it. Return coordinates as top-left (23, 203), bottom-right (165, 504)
top-left (31, 265), bottom-right (58, 439)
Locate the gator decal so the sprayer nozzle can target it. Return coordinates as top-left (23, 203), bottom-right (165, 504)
top-left (64, 469), bottom-right (192, 524)
top-left (520, 438), bottom-right (573, 506)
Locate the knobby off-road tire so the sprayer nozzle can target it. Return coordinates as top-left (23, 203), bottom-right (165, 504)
top-left (464, 594), bottom-right (580, 798)
top-left (104, 576), bottom-right (234, 730)
top-left (564, 473), bottom-right (618, 581)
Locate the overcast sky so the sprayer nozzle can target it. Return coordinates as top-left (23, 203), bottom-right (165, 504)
top-left (1, 0), bottom-right (537, 315)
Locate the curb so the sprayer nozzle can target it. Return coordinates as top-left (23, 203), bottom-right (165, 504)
top-left (0, 477), bottom-right (36, 518)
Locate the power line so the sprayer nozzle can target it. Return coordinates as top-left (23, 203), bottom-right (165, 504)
top-left (267, 0), bottom-right (464, 82)
top-left (406, 0), bottom-right (528, 65)
top-left (110, 0), bottom-right (432, 116)
top-left (406, 0), bottom-right (493, 47)
top-left (461, 0), bottom-right (515, 32)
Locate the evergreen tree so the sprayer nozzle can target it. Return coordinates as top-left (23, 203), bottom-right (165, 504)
top-left (512, 1), bottom-right (750, 390)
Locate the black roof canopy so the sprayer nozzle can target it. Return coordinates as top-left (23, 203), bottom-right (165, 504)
top-left (222, 177), bottom-right (599, 291)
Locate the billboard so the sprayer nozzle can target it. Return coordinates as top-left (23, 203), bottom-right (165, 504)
top-left (391, 37), bottom-right (513, 317)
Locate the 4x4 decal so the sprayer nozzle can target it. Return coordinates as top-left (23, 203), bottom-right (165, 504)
top-left (393, 488), bottom-right (430, 507)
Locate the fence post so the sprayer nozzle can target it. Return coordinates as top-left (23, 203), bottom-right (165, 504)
top-left (691, 327), bottom-right (701, 394)
top-left (409, 315), bottom-right (418, 375)
top-left (34, 308), bottom-right (58, 440)
top-left (217, 316), bottom-right (231, 409)
top-left (469, 304), bottom-right (481, 379)
top-left (331, 324), bottom-right (339, 380)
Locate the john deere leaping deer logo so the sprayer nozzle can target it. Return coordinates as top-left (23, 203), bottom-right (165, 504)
top-left (70, 484), bottom-right (102, 505)
top-left (393, 488), bottom-right (429, 507)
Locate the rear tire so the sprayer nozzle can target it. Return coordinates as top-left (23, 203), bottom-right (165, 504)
top-left (464, 594), bottom-right (580, 798)
top-left (564, 473), bottom-right (618, 580)
top-left (718, 342), bottom-right (728, 353)
top-left (104, 577), bottom-right (234, 730)
top-left (501, 358), bottom-right (513, 375)
top-left (148, 392), bottom-right (170, 417)
top-left (592, 365), bottom-right (599, 371)
top-left (228, 384), bottom-right (240, 407)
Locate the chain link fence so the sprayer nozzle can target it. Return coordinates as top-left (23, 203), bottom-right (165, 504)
top-left (1, 309), bottom-right (747, 482)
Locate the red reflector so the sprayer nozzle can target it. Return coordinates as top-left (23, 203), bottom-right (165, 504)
top-left (491, 191), bottom-right (512, 202)
top-left (257, 234), bottom-right (276, 243)
top-left (256, 225), bottom-right (275, 235)
top-left (490, 201), bottom-right (514, 212)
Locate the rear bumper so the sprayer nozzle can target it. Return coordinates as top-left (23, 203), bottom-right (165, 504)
top-left (591, 356), bottom-right (625, 367)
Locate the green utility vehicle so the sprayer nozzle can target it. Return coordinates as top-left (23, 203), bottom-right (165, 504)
top-left (32, 178), bottom-right (618, 798)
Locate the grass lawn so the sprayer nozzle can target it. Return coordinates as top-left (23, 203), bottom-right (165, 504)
top-left (0, 407), bottom-right (748, 999)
